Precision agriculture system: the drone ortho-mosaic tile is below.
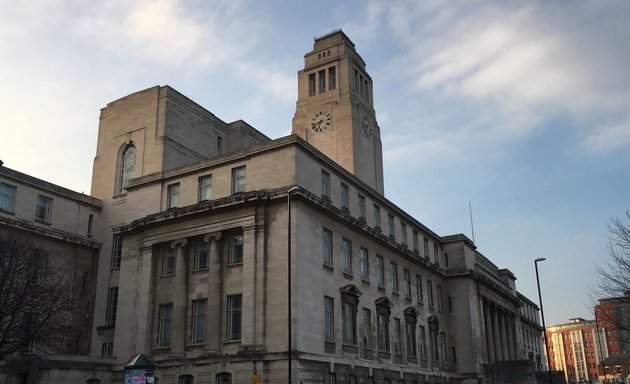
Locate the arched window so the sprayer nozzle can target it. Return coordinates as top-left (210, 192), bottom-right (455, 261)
top-left (179, 375), bottom-right (194, 384)
top-left (216, 373), bottom-right (231, 384)
top-left (119, 144), bottom-right (136, 194)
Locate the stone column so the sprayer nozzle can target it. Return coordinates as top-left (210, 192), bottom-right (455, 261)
top-left (205, 232), bottom-right (222, 354)
top-left (499, 310), bottom-right (509, 361)
top-left (507, 313), bottom-right (517, 359)
top-left (134, 246), bottom-right (154, 354)
top-left (170, 238), bottom-right (188, 355)
top-left (483, 300), bottom-right (495, 363)
top-left (492, 306), bottom-right (503, 361)
top-left (240, 225), bottom-right (257, 347)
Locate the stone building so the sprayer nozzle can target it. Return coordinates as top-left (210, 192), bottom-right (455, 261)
top-left (1, 30), bottom-right (543, 384)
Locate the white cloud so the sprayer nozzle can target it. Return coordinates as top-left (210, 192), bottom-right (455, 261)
top-left (582, 117), bottom-right (630, 154)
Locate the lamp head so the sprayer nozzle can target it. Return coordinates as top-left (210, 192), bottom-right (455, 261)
top-left (534, 257), bottom-right (546, 263)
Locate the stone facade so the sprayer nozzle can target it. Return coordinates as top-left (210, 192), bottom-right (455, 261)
top-left (0, 31), bottom-right (544, 384)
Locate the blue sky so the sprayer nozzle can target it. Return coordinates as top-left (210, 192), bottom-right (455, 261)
top-left (1, 0), bottom-right (629, 325)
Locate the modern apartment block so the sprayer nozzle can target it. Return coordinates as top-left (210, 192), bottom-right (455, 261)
top-left (0, 30), bottom-right (544, 384)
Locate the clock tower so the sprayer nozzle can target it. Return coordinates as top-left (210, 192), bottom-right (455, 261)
top-left (292, 30), bottom-right (384, 194)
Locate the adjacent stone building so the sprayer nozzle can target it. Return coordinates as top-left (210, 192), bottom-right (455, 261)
top-left (1, 30), bottom-right (544, 384)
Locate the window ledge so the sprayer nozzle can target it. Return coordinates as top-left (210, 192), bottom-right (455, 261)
top-left (160, 273), bottom-right (175, 278)
top-left (323, 264), bottom-right (334, 272)
top-left (343, 271), bottom-right (353, 279)
top-left (34, 218), bottom-right (51, 226)
top-left (227, 262), bottom-right (243, 267)
top-left (0, 208), bottom-right (15, 215)
top-left (361, 278), bottom-right (370, 284)
top-left (193, 267), bottom-right (209, 272)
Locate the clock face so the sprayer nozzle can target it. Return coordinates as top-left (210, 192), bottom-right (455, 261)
top-left (361, 115), bottom-right (373, 138)
top-left (310, 111), bottom-right (332, 132)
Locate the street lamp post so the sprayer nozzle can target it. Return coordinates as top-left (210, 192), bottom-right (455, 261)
top-left (535, 257), bottom-right (553, 384)
top-left (287, 186), bottom-right (301, 384)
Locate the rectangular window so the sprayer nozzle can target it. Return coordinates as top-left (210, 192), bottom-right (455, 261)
top-left (0, 182), bottom-right (17, 213)
top-left (324, 296), bottom-right (334, 342)
top-left (406, 320), bottom-right (417, 357)
top-left (377, 310), bottom-right (389, 352)
top-left (343, 301), bottom-right (356, 344)
top-left (198, 175), bottom-right (212, 201)
top-left (401, 222), bottom-right (407, 246)
top-left (162, 247), bottom-right (176, 276)
top-left (376, 255), bottom-right (384, 288)
top-left (342, 238), bottom-right (352, 274)
top-left (416, 274), bottom-right (423, 303)
top-left (87, 214), bottom-right (94, 237)
top-left (419, 326), bottom-right (427, 359)
top-left (319, 69), bottom-right (326, 93)
top-left (437, 284), bottom-right (444, 311)
top-left (388, 214), bottom-right (395, 238)
top-left (440, 332), bottom-right (447, 361)
top-left (403, 269), bottom-right (411, 298)
top-left (167, 183), bottom-right (180, 208)
top-left (423, 238), bottom-right (429, 258)
top-left (231, 166), bottom-right (246, 194)
top-left (217, 136), bottom-right (223, 151)
top-left (105, 287), bottom-right (118, 326)
top-left (322, 227), bottom-right (333, 267)
top-left (194, 241), bottom-right (209, 270)
top-left (434, 244), bottom-right (439, 264)
top-left (430, 327), bottom-right (439, 361)
top-left (359, 247), bottom-right (369, 281)
top-left (309, 73), bottom-right (316, 96)
top-left (321, 170), bottom-right (330, 198)
top-left (35, 194), bottom-right (52, 223)
top-left (390, 262), bottom-right (398, 292)
top-left (159, 304), bottom-right (173, 347)
top-left (111, 233), bottom-right (122, 269)
top-left (329, 66), bottom-right (336, 90)
top-left (227, 295), bottom-right (242, 341)
top-left (412, 230), bottom-right (419, 253)
top-left (228, 232), bottom-right (244, 264)
top-left (373, 204), bottom-right (381, 229)
top-left (340, 182), bottom-right (349, 210)
top-left (358, 194), bottom-right (366, 219)
top-left (393, 318), bottom-right (401, 355)
top-left (427, 280), bottom-right (434, 308)
top-left (192, 299), bottom-right (207, 344)
top-left (362, 308), bottom-right (371, 348)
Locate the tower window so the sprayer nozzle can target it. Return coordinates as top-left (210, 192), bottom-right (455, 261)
top-left (329, 66), bottom-right (336, 90)
top-left (309, 73), bottom-right (316, 96)
top-left (319, 70), bottom-right (326, 93)
top-left (119, 144), bottom-right (136, 195)
top-left (231, 166), bottom-right (246, 194)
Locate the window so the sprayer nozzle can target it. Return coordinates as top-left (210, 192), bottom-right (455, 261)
top-left (111, 233), bottom-right (122, 269)
top-left (412, 230), bottom-right (419, 253)
top-left (198, 175), bottom-right (212, 201)
top-left (419, 326), bottom-right (427, 359)
top-left (427, 280), bottom-right (434, 308)
top-left (322, 227), bottom-right (333, 267)
top-left (376, 255), bottom-right (384, 288)
top-left (358, 194), bottom-right (366, 219)
top-left (393, 318), bottom-right (402, 355)
top-left (343, 301), bottom-right (356, 344)
top-left (162, 247), bottom-right (176, 276)
top-left (105, 287), bottom-right (118, 326)
top-left (362, 308), bottom-right (371, 348)
top-left (434, 244), bottom-right (439, 264)
top-left (119, 144), bottom-right (136, 194)
top-left (325, 373), bottom-right (336, 384)
top-left (321, 170), bottom-right (330, 198)
top-left (319, 69), bottom-right (326, 93)
top-left (373, 204), bottom-right (381, 229)
top-left (342, 238), bottom-right (352, 274)
top-left (192, 299), bottom-right (207, 344)
top-left (406, 319), bottom-right (417, 357)
top-left (359, 247), bottom-right (369, 281)
top-left (440, 332), bottom-right (447, 361)
top-left (423, 238), bottom-right (429, 258)
top-left (228, 232), bottom-right (244, 264)
top-left (329, 66), bottom-right (336, 90)
top-left (324, 296), bottom-right (334, 342)
top-left (377, 308), bottom-right (390, 352)
top-left (180, 375), bottom-right (194, 384)
top-left (216, 373), bottom-right (232, 384)
top-left (340, 182), bottom-right (349, 210)
top-left (87, 214), bottom-right (94, 237)
top-left (390, 262), bottom-right (398, 292)
top-left (35, 194), bottom-right (52, 223)
top-left (388, 214), bottom-right (395, 238)
top-left (429, 320), bottom-right (439, 361)
top-left (194, 241), bottom-right (209, 270)
top-left (401, 223), bottom-right (407, 246)
top-left (309, 73), bottom-right (316, 96)
top-left (167, 183), bottom-right (180, 208)
top-left (437, 284), bottom-right (444, 311)
top-left (227, 295), bottom-right (242, 341)
top-left (159, 304), bottom-right (173, 347)
top-left (416, 274), bottom-right (423, 303)
top-left (0, 182), bottom-right (16, 213)
top-left (403, 269), bottom-right (411, 298)
top-left (231, 166), bottom-right (246, 194)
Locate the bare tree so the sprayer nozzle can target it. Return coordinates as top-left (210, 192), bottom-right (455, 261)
top-left (0, 231), bottom-right (73, 361)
